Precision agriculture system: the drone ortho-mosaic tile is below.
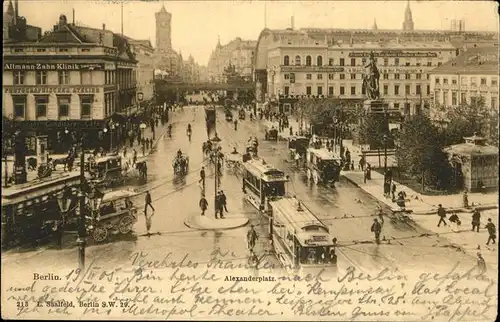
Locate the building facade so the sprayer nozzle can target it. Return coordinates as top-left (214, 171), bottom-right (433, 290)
top-left (207, 37), bottom-right (257, 83)
top-left (128, 39), bottom-right (155, 101)
top-left (154, 5), bottom-right (182, 77)
top-left (2, 13), bottom-right (137, 153)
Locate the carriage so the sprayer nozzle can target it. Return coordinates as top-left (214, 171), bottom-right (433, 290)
top-left (225, 109), bottom-right (233, 122)
top-left (88, 155), bottom-right (126, 188)
top-left (87, 190), bottom-right (138, 243)
top-left (173, 155), bottom-right (189, 176)
top-left (225, 153), bottom-right (242, 173)
top-left (123, 156), bottom-right (148, 182)
top-left (265, 126), bottom-right (278, 141)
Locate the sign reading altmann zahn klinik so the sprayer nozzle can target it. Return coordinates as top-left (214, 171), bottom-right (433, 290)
top-left (3, 63), bottom-right (105, 71)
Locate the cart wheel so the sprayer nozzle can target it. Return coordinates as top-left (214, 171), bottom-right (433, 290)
top-left (119, 215), bottom-right (135, 234)
top-left (92, 226), bottom-right (108, 243)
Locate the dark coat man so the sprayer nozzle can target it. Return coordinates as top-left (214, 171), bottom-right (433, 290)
top-left (437, 204), bottom-right (447, 227)
top-left (199, 196), bottom-right (208, 216)
top-left (371, 218), bottom-right (382, 244)
top-left (472, 209), bottom-right (481, 232)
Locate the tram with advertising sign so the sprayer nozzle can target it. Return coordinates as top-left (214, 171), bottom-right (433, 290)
top-left (1, 172), bottom-right (81, 248)
top-left (269, 196), bottom-right (337, 272)
top-left (241, 157), bottom-right (288, 215)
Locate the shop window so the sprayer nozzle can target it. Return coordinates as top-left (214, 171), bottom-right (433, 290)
top-left (57, 96), bottom-right (71, 118)
top-left (13, 71), bottom-right (25, 85)
top-left (80, 95), bottom-right (93, 118)
top-left (58, 71), bottom-right (70, 85)
top-left (13, 95), bottom-right (26, 119)
top-left (36, 71), bottom-right (47, 85)
top-left (35, 96), bottom-right (49, 118)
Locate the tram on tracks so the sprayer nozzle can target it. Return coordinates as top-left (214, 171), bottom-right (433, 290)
top-left (241, 157), bottom-right (288, 215)
top-left (204, 105), bottom-right (216, 137)
top-left (269, 196), bottom-right (337, 272)
top-left (1, 172), bottom-right (81, 248)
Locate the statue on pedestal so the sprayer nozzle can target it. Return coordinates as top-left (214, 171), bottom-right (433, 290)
top-left (362, 51), bottom-right (380, 100)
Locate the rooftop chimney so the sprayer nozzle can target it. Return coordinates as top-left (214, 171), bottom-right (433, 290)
top-left (72, 8), bottom-right (75, 24)
top-left (102, 23), bottom-right (106, 30)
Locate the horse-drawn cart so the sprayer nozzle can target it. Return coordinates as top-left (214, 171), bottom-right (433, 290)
top-left (225, 153), bottom-right (242, 173)
top-left (88, 155), bottom-right (126, 188)
top-left (173, 155), bottom-right (189, 176)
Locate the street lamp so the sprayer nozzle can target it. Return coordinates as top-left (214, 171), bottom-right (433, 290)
top-left (210, 133), bottom-right (222, 217)
top-left (383, 134), bottom-right (388, 173)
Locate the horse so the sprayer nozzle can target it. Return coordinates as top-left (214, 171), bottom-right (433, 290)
top-left (173, 157), bottom-right (188, 176)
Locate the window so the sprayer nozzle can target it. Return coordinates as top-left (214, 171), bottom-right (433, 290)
top-left (416, 85), bottom-right (421, 95)
top-left (328, 86), bottom-right (334, 95)
top-left (435, 77), bottom-right (440, 84)
top-left (13, 96), bottom-right (26, 118)
top-left (394, 103), bottom-right (400, 110)
top-left (427, 74), bottom-right (430, 80)
top-left (451, 92), bottom-right (457, 105)
top-left (443, 91), bottom-right (448, 106)
top-left (317, 74), bottom-right (323, 80)
top-left (328, 74), bottom-right (334, 80)
top-left (58, 71), bottom-right (70, 85)
top-left (290, 73), bottom-right (295, 83)
top-left (443, 78), bottom-right (448, 85)
top-left (340, 86), bottom-right (345, 95)
top-left (491, 78), bottom-right (498, 86)
top-left (362, 58), bottom-right (366, 65)
top-left (339, 58), bottom-right (345, 66)
top-left (394, 85), bottom-right (400, 96)
top-left (306, 74), bottom-right (312, 80)
top-left (80, 96), bottom-right (93, 118)
top-left (340, 74), bottom-right (345, 80)
top-left (328, 58), bottom-right (334, 66)
top-left (394, 58), bottom-right (399, 66)
top-left (317, 86), bottom-right (323, 96)
top-left (405, 62), bottom-right (411, 66)
top-left (317, 56), bottom-right (323, 66)
top-left (480, 78), bottom-right (487, 85)
top-left (81, 71), bottom-right (92, 85)
top-left (362, 85), bottom-right (366, 95)
top-left (37, 48), bottom-right (46, 52)
top-left (471, 77), bottom-right (477, 86)
top-left (35, 96), bottom-right (48, 118)
top-left (460, 92), bottom-right (467, 104)
top-left (306, 86), bottom-right (312, 95)
top-left (13, 71), bottom-right (25, 85)
top-left (383, 73), bottom-right (389, 80)
top-left (283, 55), bottom-right (290, 66)
top-left (394, 74), bottom-right (400, 80)
top-left (350, 58), bottom-right (356, 66)
top-left (350, 86), bottom-right (356, 95)
top-left (437, 62), bottom-right (442, 66)
top-left (427, 61), bottom-right (432, 67)
top-left (295, 55), bottom-right (301, 65)
top-left (350, 73), bottom-right (356, 80)
top-left (59, 48), bottom-right (68, 52)
top-left (491, 97), bottom-right (498, 109)
top-left (427, 85), bottom-right (430, 95)
top-left (452, 78), bottom-right (457, 85)
top-left (405, 84), bottom-right (410, 95)
top-left (306, 56), bottom-right (312, 66)
top-left (57, 96), bottom-right (71, 118)
top-left (284, 74), bottom-right (290, 80)
top-left (284, 86), bottom-right (289, 95)
top-left (35, 71), bottom-right (47, 85)
top-left (383, 84), bottom-right (388, 95)
top-left (405, 73), bottom-right (411, 80)
top-left (383, 58), bottom-right (388, 66)
top-left (416, 73), bottom-right (422, 80)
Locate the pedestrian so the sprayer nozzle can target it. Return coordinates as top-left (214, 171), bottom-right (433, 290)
top-left (289, 126), bottom-right (293, 137)
top-left (371, 218), bottom-right (382, 244)
top-left (391, 182), bottom-right (397, 201)
top-left (199, 166), bottom-right (206, 186)
top-left (247, 224), bottom-right (258, 251)
top-left (199, 194), bottom-right (208, 216)
top-left (142, 144), bottom-right (146, 157)
top-left (350, 161), bottom-right (355, 171)
top-left (133, 149), bottom-right (137, 165)
top-left (485, 218), bottom-right (496, 245)
top-left (144, 190), bottom-right (155, 215)
top-left (476, 252), bottom-right (486, 274)
top-left (215, 193), bottom-right (224, 219)
top-left (123, 146), bottom-right (127, 158)
top-left (220, 190), bottom-right (228, 212)
top-left (463, 191), bottom-right (469, 208)
top-left (437, 204), bottom-right (447, 227)
top-left (234, 119), bottom-right (238, 131)
top-left (145, 211), bottom-right (154, 235)
top-left (471, 208), bottom-right (481, 232)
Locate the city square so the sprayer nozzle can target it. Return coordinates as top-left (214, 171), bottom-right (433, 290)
top-left (1, 1), bottom-right (498, 320)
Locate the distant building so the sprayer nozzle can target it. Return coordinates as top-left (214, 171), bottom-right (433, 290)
top-left (127, 38), bottom-right (155, 101)
top-left (2, 11), bottom-right (137, 153)
top-left (3, 0), bottom-right (41, 42)
top-left (207, 37), bottom-right (257, 83)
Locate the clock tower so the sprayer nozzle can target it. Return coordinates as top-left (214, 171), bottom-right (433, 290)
top-left (155, 5), bottom-right (172, 51)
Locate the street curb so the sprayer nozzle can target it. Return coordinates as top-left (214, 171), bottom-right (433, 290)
top-left (183, 217), bottom-right (249, 231)
top-left (341, 173), bottom-right (400, 212)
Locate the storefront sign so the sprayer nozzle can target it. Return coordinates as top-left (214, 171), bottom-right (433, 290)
top-left (349, 52), bottom-right (438, 58)
top-left (17, 120), bottom-right (106, 130)
top-left (281, 66), bottom-right (345, 72)
top-left (3, 63), bottom-right (105, 71)
top-left (4, 86), bottom-right (100, 94)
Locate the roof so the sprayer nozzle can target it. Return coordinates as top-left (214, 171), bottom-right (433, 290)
top-left (307, 148), bottom-right (341, 160)
top-left (38, 24), bottom-right (91, 44)
top-left (95, 154), bottom-right (122, 163)
top-left (444, 142), bottom-right (499, 156)
top-left (243, 157), bottom-right (287, 181)
top-left (102, 189), bottom-right (138, 203)
top-left (430, 46), bottom-right (499, 75)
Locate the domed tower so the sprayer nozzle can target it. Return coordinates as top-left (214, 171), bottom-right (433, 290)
top-left (402, 1), bottom-right (414, 31)
top-left (155, 4), bottom-right (172, 51)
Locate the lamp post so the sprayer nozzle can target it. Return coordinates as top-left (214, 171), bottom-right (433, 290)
top-left (210, 133), bottom-right (222, 216)
top-left (383, 134), bottom-right (388, 173)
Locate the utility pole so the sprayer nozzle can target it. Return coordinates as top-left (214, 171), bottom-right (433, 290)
top-left (77, 136), bottom-right (86, 271)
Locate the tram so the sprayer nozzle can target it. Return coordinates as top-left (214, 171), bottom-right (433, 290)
top-left (241, 157), bottom-right (288, 215)
top-left (269, 196), bottom-right (337, 272)
top-left (204, 105), bottom-right (216, 137)
top-left (1, 172), bottom-right (81, 248)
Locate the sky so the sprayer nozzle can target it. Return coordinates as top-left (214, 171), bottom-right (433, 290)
top-left (6, 0), bottom-right (499, 65)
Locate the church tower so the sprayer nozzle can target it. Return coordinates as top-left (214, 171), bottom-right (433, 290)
top-left (402, 1), bottom-right (414, 31)
top-left (155, 4), bottom-right (172, 51)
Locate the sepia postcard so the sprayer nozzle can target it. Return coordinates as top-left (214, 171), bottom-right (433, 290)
top-left (1, 0), bottom-right (499, 320)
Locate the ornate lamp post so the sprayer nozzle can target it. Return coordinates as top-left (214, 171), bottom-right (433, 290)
top-left (210, 133), bottom-right (222, 216)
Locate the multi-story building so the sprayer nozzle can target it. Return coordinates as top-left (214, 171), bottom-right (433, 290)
top-left (207, 37), bottom-right (257, 83)
top-left (2, 13), bottom-right (137, 153)
top-left (154, 5), bottom-right (182, 77)
top-left (254, 2), bottom-right (498, 113)
top-left (430, 46), bottom-right (499, 120)
top-left (128, 39), bottom-right (155, 101)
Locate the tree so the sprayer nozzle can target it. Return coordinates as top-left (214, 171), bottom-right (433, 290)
top-left (396, 114), bottom-right (453, 190)
top-left (358, 113), bottom-right (387, 149)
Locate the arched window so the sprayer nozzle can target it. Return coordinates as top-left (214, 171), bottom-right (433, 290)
top-left (317, 56), bottom-right (323, 66)
top-left (306, 55), bottom-right (312, 66)
top-left (284, 55), bottom-right (290, 66)
top-left (295, 55), bottom-right (301, 65)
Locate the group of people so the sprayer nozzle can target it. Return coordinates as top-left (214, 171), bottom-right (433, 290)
top-left (198, 190), bottom-right (228, 219)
